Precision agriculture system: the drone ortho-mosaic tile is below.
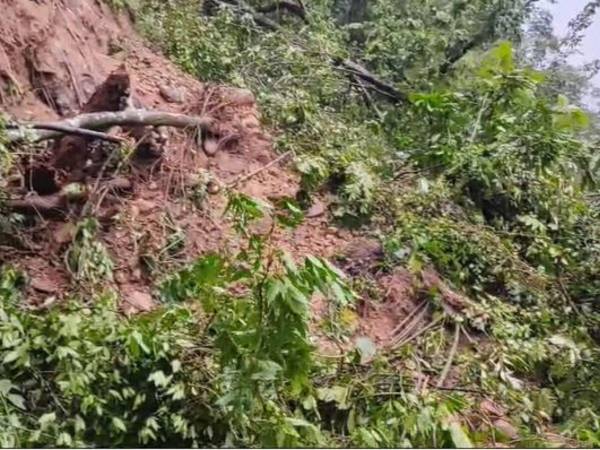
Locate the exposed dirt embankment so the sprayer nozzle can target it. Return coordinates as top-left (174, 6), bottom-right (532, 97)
top-left (0, 0), bottom-right (354, 313)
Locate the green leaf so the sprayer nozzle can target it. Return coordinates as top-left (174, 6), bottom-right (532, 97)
top-left (148, 370), bottom-right (172, 388)
top-left (3, 349), bottom-right (20, 364)
top-left (112, 417), bottom-right (127, 433)
top-left (57, 432), bottom-right (72, 447)
top-left (74, 415), bottom-right (86, 433)
top-left (251, 360), bottom-right (282, 381)
top-left (130, 330), bottom-right (150, 354)
top-left (171, 359), bottom-right (182, 373)
top-left (0, 379), bottom-right (14, 395)
top-left (317, 385), bottom-right (350, 409)
top-left (7, 393), bottom-right (25, 410)
top-left (355, 337), bottom-right (377, 364)
top-left (448, 420), bottom-right (473, 448)
top-left (39, 412), bottom-right (56, 428)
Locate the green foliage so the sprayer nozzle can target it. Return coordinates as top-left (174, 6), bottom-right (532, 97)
top-left (0, 268), bottom-right (204, 447)
top-left (65, 218), bottom-right (114, 286)
top-left (7, 0), bottom-right (600, 446)
top-left (0, 203), bottom-right (365, 447)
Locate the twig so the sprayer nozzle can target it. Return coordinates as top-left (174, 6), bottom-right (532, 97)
top-left (436, 323), bottom-right (460, 388)
top-left (227, 150), bottom-right (293, 188)
top-left (390, 300), bottom-right (428, 336)
top-left (206, 0), bottom-right (407, 104)
top-left (7, 194), bottom-right (66, 214)
top-left (256, 0), bottom-right (309, 23)
top-left (468, 94), bottom-right (488, 143)
top-left (392, 316), bottom-right (444, 349)
top-left (555, 263), bottom-right (582, 317)
top-left (432, 386), bottom-right (488, 395)
top-left (460, 324), bottom-right (477, 345)
top-left (334, 58), bottom-right (407, 103)
top-left (0, 47), bottom-right (23, 97)
top-left (391, 301), bottom-right (430, 345)
top-left (392, 163), bottom-right (445, 181)
top-left (352, 74), bottom-right (384, 121)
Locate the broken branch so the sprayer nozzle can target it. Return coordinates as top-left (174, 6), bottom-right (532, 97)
top-left (6, 110), bottom-right (214, 143)
top-left (24, 124), bottom-right (126, 143)
top-left (436, 323), bottom-right (461, 388)
top-left (335, 59), bottom-right (407, 103)
top-left (7, 177), bottom-right (132, 215)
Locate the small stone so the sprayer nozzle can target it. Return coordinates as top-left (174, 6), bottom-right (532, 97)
top-left (203, 138), bottom-right (219, 156)
top-left (306, 200), bottom-right (326, 218)
top-left (250, 215), bottom-right (274, 236)
top-left (31, 276), bottom-right (58, 294)
top-left (480, 399), bottom-right (506, 418)
top-left (255, 150), bottom-right (271, 164)
top-left (126, 290), bottom-right (154, 312)
top-left (241, 115), bottom-right (260, 129)
top-left (130, 205), bottom-right (140, 220)
top-left (54, 223), bottom-right (76, 245)
top-left (159, 85), bottom-right (185, 103)
top-left (223, 87), bottom-right (255, 106)
top-left (207, 181), bottom-right (221, 195)
top-left (114, 271), bottom-right (127, 284)
top-left (132, 198), bottom-right (156, 214)
top-left (493, 419), bottom-right (519, 440)
top-left (39, 296), bottom-right (57, 309)
top-left (148, 181), bottom-right (159, 190)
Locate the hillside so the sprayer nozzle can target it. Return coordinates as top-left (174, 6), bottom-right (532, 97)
top-left (0, 0), bottom-right (599, 448)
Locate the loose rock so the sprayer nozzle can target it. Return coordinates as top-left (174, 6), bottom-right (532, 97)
top-left (222, 87), bottom-right (255, 106)
top-left (159, 84), bottom-right (185, 103)
top-left (306, 199), bottom-right (326, 218)
top-left (493, 419), bottom-right (519, 440)
top-left (31, 276), bottom-right (59, 294)
top-left (203, 137), bottom-right (219, 156)
top-left (125, 290), bottom-right (154, 313)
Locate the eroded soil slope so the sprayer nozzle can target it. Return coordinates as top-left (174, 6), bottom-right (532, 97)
top-left (0, 0), bottom-right (466, 351)
top-left (0, 1), bottom-right (353, 307)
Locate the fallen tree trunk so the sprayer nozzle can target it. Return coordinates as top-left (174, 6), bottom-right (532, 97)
top-left (335, 59), bottom-right (407, 103)
top-left (6, 110), bottom-right (214, 143)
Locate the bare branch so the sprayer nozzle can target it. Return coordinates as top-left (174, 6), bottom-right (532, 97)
top-left (6, 110), bottom-right (214, 143)
top-left (16, 124), bottom-right (127, 143)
